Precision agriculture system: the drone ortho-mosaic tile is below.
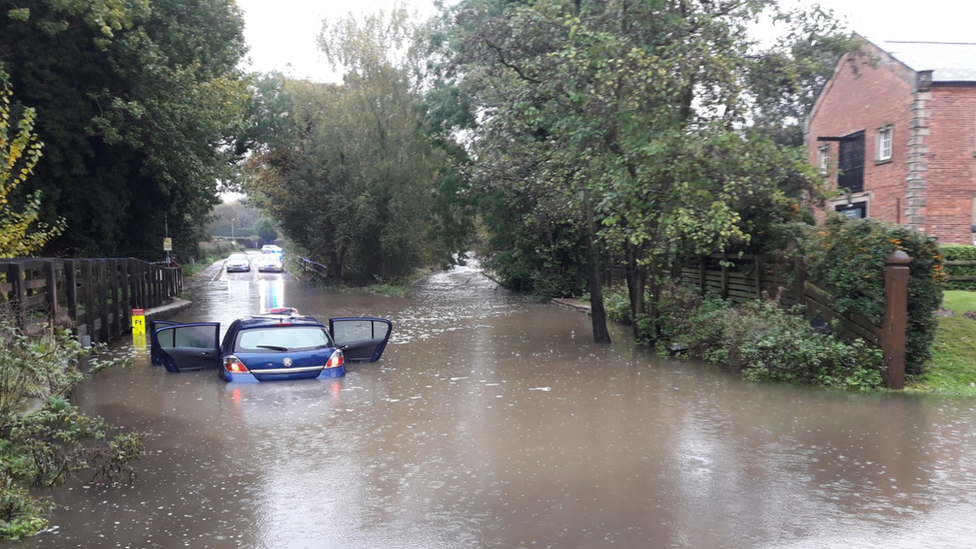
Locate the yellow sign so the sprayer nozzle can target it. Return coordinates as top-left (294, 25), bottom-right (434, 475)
top-left (132, 308), bottom-right (146, 337)
top-left (163, 237), bottom-right (172, 251)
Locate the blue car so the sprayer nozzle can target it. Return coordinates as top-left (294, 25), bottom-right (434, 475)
top-left (149, 310), bottom-right (392, 382)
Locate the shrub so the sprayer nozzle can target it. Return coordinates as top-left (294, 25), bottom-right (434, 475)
top-left (940, 244), bottom-right (976, 291)
top-left (650, 285), bottom-right (883, 389)
top-left (0, 317), bottom-right (144, 538)
top-left (802, 216), bottom-right (945, 376)
top-left (601, 287), bottom-right (633, 325)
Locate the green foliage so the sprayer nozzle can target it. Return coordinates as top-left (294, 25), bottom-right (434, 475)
top-left (0, 68), bottom-right (64, 258)
top-left (432, 0), bottom-right (845, 336)
top-left (253, 218), bottom-right (278, 244)
top-left (803, 216), bottom-right (945, 375)
top-left (0, 0), bottom-right (247, 259)
top-left (601, 287), bottom-right (632, 325)
top-left (0, 317), bottom-right (144, 538)
top-left (246, 10), bottom-right (473, 285)
top-left (652, 285), bottom-right (883, 389)
top-left (939, 244), bottom-right (976, 291)
top-left (909, 290), bottom-right (976, 395)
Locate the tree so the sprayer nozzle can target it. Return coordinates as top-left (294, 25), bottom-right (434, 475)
top-left (0, 68), bottom-right (63, 257)
top-left (253, 217), bottom-right (278, 243)
top-left (245, 8), bottom-right (473, 283)
top-left (435, 0), bottom-right (845, 342)
top-left (0, 0), bottom-right (248, 260)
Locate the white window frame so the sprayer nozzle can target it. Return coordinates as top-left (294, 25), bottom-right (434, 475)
top-left (818, 144), bottom-right (830, 175)
top-left (876, 125), bottom-right (893, 162)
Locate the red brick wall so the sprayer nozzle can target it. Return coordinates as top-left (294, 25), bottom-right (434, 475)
top-left (924, 85), bottom-right (976, 244)
top-left (808, 42), bottom-right (917, 225)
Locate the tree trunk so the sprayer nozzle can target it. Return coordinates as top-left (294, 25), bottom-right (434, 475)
top-left (625, 241), bottom-right (646, 340)
top-left (585, 196), bottom-right (611, 344)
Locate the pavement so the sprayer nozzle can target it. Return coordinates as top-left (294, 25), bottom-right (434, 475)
top-left (145, 298), bottom-right (193, 321)
top-left (551, 297), bottom-right (591, 314)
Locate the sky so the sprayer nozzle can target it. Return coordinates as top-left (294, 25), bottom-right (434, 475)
top-left (234, 0), bottom-right (976, 83)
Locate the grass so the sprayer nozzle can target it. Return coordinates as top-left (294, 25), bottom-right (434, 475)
top-left (907, 290), bottom-right (976, 396)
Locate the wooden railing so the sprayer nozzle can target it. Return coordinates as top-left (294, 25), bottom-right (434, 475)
top-left (675, 251), bottom-right (911, 389)
top-left (0, 258), bottom-right (182, 344)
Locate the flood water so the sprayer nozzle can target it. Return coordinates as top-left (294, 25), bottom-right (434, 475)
top-left (9, 260), bottom-right (976, 548)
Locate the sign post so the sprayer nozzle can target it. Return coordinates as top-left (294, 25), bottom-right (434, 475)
top-left (163, 237), bottom-right (173, 264)
top-left (132, 308), bottom-right (147, 348)
top-left (132, 308), bottom-right (146, 336)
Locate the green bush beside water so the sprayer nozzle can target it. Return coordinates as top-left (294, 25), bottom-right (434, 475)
top-left (630, 285), bottom-right (884, 389)
top-left (0, 320), bottom-right (143, 538)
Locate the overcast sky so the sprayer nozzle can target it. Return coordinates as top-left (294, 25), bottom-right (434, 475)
top-left (234, 0), bottom-right (976, 83)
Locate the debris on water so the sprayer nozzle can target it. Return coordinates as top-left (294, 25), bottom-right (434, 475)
top-left (529, 387), bottom-right (551, 392)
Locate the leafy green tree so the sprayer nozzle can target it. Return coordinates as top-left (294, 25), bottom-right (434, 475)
top-left (245, 8), bottom-right (473, 283)
top-left (253, 217), bottom-right (278, 244)
top-left (435, 0), bottom-right (842, 342)
top-left (0, 68), bottom-right (63, 257)
top-left (0, 0), bottom-right (247, 260)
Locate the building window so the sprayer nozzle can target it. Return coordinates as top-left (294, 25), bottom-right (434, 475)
top-left (818, 145), bottom-right (830, 175)
top-left (877, 125), bottom-right (893, 163)
top-left (835, 201), bottom-right (868, 219)
top-left (839, 131), bottom-right (865, 192)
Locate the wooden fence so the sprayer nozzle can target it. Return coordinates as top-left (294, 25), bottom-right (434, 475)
top-left (0, 258), bottom-right (183, 344)
top-left (945, 260), bottom-right (976, 282)
top-left (675, 251), bottom-right (911, 389)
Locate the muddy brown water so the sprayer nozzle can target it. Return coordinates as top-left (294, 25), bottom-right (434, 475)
top-left (8, 262), bottom-right (976, 548)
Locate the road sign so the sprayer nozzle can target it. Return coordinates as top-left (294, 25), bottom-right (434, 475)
top-left (132, 308), bottom-right (146, 336)
top-left (163, 238), bottom-right (172, 251)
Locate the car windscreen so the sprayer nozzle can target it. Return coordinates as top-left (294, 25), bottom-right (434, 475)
top-left (235, 326), bottom-right (333, 352)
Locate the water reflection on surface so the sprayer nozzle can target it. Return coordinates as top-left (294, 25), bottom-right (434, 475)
top-left (8, 264), bottom-right (976, 548)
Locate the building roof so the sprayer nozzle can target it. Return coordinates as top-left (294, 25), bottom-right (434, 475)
top-left (878, 41), bottom-right (976, 82)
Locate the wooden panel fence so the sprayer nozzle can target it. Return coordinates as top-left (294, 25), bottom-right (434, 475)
top-left (945, 260), bottom-right (976, 282)
top-left (0, 258), bottom-right (183, 344)
top-left (674, 251), bottom-right (911, 389)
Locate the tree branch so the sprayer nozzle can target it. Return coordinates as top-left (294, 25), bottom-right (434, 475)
top-left (484, 40), bottom-right (543, 84)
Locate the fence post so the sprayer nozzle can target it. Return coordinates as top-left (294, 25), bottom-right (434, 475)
top-left (81, 260), bottom-right (95, 339)
top-left (699, 256), bottom-right (707, 295)
top-left (721, 253), bottom-right (729, 299)
top-left (755, 256), bottom-right (764, 298)
top-left (882, 250), bottom-right (911, 390)
top-left (8, 262), bottom-right (25, 328)
top-left (43, 260), bottom-right (59, 324)
top-left (65, 259), bottom-right (78, 329)
top-left (793, 257), bottom-right (806, 308)
top-left (98, 260), bottom-right (109, 343)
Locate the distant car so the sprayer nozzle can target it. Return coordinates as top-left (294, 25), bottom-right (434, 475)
top-left (225, 253), bottom-right (250, 272)
top-left (257, 253), bottom-right (283, 272)
top-left (150, 311), bottom-right (393, 382)
top-left (261, 244), bottom-right (283, 256)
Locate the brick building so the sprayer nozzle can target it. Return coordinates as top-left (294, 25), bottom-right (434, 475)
top-left (805, 37), bottom-right (976, 244)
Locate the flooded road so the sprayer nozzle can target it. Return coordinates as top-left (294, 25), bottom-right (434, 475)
top-left (9, 262), bottom-right (976, 548)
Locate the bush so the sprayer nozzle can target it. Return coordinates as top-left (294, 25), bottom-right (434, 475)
top-left (0, 317), bottom-right (144, 538)
top-left (802, 216), bottom-right (945, 376)
top-left (940, 244), bottom-right (976, 291)
top-left (651, 285), bottom-right (883, 389)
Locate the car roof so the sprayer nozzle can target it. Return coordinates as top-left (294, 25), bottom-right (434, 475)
top-left (237, 315), bottom-right (325, 329)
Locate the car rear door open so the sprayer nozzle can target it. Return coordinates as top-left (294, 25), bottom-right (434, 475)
top-left (329, 318), bottom-right (392, 362)
top-left (150, 323), bottom-right (221, 372)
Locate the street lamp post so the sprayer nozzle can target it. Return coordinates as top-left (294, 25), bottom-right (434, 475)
top-left (231, 218), bottom-right (237, 240)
